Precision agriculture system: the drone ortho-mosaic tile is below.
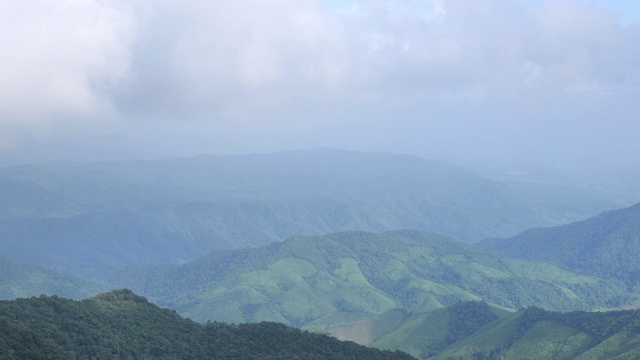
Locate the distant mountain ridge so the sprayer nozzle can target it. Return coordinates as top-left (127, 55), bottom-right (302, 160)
top-left (0, 149), bottom-right (629, 278)
top-left (480, 202), bottom-right (640, 291)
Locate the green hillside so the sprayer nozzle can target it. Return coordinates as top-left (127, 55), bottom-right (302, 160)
top-left (0, 257), bottom-right (105, 300)
top-left (433, 307), bottom-right (640, 360)
top-left (480, 202), bottom-right (640, 291)
top-left (109, 230), bottom-right (637, 327)
top-left (321, 302), bottom-right (640, 359)
top-left (371, 302), bottom-right (511, 359)
top-left (0, 149), bottom-right (630, 278)
top-left (304, 301), bottom-right (511, 359)
top-left (0, 289), bottom-right (414, 360)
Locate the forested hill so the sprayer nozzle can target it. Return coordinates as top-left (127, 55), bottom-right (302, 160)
top-left (0, 289), bottom-right (414, 360)
top-left (0, 149), bottom-right (628, 278)
top-left (110, 230), bottom-right (636, 326)
top-left (480, 202), bottom-right (640, 291)
top-left (3, 290), bottom-right (640, 360)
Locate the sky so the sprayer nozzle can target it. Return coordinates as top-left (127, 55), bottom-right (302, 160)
top-left (1, 0), bottom-right (639, 168)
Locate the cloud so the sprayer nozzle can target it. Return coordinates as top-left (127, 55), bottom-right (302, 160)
top-left (108, 0), bottom-right (353, 130)
top-left (112, 0), bottom-right (639, 124)
top-left (340, 1), bottom-right (639, 103)
top-left (0, 0), bottom-right (639, 164)
top-left (0, 1), bottom-right (135, 129)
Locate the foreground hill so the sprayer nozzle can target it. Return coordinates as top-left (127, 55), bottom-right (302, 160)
top-left (480, 202), bottom-right (640, 291)
top-left (432, 306), bottom-right (640, 360)
top-left (0, 289), bottom-right (414, 360)
top-left (0, 149), bottom-right (628, 278)
top-left (0, 257), bottom-right (104, 300)
top-left (2, 291), bottom-right (639, 360)
top-left (109, 230), bottom-right (636, 327)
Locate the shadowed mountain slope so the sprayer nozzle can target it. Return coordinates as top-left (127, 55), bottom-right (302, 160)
top-left (432, 306), bottom-right (640, 360)
top-left (480, 202), bottom-right (640, 291)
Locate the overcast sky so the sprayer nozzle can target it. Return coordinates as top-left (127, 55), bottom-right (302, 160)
top-left (1, 0), bottom-right (639, 168)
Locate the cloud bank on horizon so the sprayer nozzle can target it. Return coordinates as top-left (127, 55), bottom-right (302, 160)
top-left (1, 0), bottom-right (639, 166)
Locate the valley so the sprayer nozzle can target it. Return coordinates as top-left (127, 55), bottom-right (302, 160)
top-left (1, 149), bottom-right (640, 359)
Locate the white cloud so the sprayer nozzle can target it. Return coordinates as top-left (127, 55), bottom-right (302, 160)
top-left (0, 0), bottom-right (639, 164)
top-left (0, 1), bottom-right (135, 128)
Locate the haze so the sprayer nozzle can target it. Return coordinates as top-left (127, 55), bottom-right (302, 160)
top-left (1, 0), bottom-right (639, 169)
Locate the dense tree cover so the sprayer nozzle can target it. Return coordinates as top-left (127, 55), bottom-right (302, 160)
top-left (442, 302), bottom-right (500, 351)
top-left (110, 230), bottom-right (636, 327)
top-left (0, 149), bottom-right (629, 278)
top-left (0, 289), bottom-right (415, 360)
top-left (4, 291), bottom-right (639, 360)
top-left (480, 202), bottom-right (640, 291)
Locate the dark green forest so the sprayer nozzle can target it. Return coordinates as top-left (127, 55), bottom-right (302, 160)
top-left (0, 289), bottom-right (414, 360)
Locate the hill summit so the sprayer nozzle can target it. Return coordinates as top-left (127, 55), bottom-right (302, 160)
top-left (0, 290), bottom-right (414, 360)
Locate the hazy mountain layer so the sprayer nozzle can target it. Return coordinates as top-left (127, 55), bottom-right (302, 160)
top-left (480, 202), bottom-right (640, 291)
top-left (0, 149), bottom-right (630, 278)
top-left (109, 230), bottom-right (636, 327)
top-left (0, 257), bottom-right (105, 300)
top-left (0, 289), bottom-right (414, 360)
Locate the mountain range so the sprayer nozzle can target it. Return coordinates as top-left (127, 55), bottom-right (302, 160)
top-left (0, 149), bottom-right (633, 278)
top-left (2, 149), bottom-right (640, 359)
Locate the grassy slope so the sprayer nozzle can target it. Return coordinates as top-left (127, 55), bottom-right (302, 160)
top-left (433, 307), bottom-right (640, 360)
top-left (305, 309), bottom-right (410, 345)
top-left (305, 301), bottom-right (511, 359)
top-left (109, 230), bottom-right (636, 327)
